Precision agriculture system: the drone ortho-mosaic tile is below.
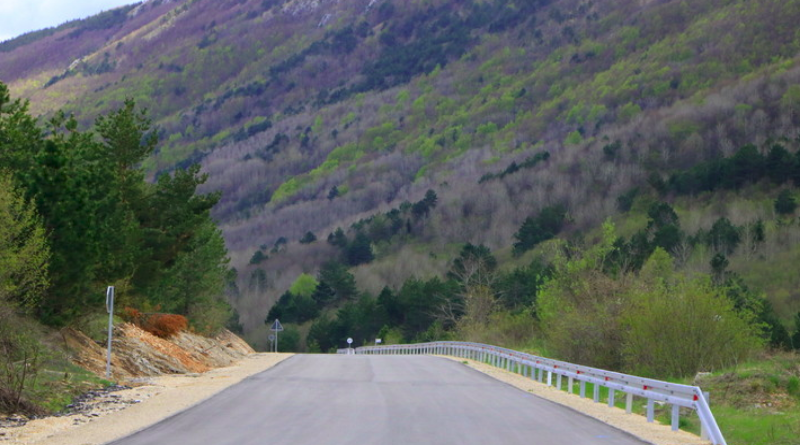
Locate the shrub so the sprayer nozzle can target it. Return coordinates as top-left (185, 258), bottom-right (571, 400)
top-left (622, 261), bottom-right (763, 378)
top-left (141, 314), bottom-right (189, 338)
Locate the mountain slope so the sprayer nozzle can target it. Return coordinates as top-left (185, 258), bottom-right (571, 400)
top-left (3, 0), bottom-right (800, 340)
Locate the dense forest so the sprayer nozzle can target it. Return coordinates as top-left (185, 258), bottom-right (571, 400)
top-left (2, 1), bottom-right (800, 424)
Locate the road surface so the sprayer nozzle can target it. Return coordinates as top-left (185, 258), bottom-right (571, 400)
top-left (109, 354), bottom-right (649, 445)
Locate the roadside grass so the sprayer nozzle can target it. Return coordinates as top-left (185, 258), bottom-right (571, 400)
top-left (1, 313), bottom-right (114, 416)
top-left (30, 360), bottom-right (112, 413)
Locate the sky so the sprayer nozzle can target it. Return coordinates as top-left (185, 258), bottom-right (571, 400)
top-left (0, 0), bottom-right (137, 42)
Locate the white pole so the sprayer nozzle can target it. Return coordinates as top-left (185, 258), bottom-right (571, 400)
top-left (105, 286), bottom-right (115, 379)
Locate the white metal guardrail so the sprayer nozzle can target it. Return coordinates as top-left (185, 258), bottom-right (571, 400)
top-left (338, 341), bottom-right (726, 445)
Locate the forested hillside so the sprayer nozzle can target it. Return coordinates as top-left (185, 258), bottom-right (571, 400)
top-left (2, 0), bottom-right (800, 376)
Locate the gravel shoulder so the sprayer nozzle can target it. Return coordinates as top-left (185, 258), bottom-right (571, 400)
top-left (1, 353), bottom-right (292, 445)
top-left (446, 356), bottom-right (711, 445)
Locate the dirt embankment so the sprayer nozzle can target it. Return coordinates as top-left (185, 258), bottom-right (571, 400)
top-left (62, 322), bottom-right (255, 379)
top-left (1, 324), bottom-right (292, 445)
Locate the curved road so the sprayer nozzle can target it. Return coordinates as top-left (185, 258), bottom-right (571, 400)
top-left (109, 355), bottom-right (649, 445)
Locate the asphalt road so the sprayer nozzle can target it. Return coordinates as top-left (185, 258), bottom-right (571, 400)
top-left (108, 355), bottom-right (649, 445)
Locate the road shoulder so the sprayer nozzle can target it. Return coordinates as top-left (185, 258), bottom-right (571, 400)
top-left (3, 353), bottom-right (292, 445)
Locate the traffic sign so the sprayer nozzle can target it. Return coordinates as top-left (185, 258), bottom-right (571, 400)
top-left (347, 337), bottom-right (353, 345)
top-left (270, 319), bottom-right (284, 332)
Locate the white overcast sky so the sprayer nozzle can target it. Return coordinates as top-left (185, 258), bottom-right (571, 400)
top-left (0, 0), bottom-right (137, 42)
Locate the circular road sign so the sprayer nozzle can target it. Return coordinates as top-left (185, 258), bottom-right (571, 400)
top-left (347, 337), bottom-right (353, 345)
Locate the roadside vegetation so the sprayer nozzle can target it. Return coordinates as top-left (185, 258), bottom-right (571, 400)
top-left (0, 83), bottom-right (237, 414)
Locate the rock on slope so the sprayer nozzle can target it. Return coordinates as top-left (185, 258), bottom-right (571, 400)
top-left (61, 323), bottom-right (255, 380)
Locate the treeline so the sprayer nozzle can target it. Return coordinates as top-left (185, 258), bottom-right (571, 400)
top-left (479, 151), bottom-right (550, 183)
top-left (0, 83), bottom-right (234, 332)
top-left (658, 142), bottom-right (800, 195)
top-left (248, 189), bottom-right (440, 268)
top-left (266, 243), bottom-right (549, 353)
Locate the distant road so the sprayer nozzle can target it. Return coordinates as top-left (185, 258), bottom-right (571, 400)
top-left (109, 355), bottom-right (649, 445)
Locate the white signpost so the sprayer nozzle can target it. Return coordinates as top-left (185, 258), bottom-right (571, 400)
top-left (105, 286), bottom-right (115, 379)
top-left (270, 319), bottom-right (284, 353)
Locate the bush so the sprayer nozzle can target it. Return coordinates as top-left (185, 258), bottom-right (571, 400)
top-left (622, 255), bottom-right (763, 378)
top-left (141, 314), bottom-right (189, 338)
top-left (0, 311), bottom-right (47, 415)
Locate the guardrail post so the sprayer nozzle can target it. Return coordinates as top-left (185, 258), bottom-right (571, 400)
top-left (556, 373), bottom-right (562, 390)
top-left (580, 381), bottom-right (586, 398)
top-left (568, 376), bottom-right (574, 394)
top-left (608, 388), bottom-right (615, 408)
top-left (626, 393), bottom-right (633, 414)
top-left (547, 371), bottom-right (552, 386)
top-left (593, 383), bottom-right (600, 402)
top-left (700, 391), bottom-right (710, 440)
top-left (671, 404), bottom-right (680, 431)
top-left (646, 399), bottom-right (654, 423)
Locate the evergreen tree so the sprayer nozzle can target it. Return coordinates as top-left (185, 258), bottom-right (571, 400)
top-left (327, 228), bottom-right (348, 248)
top-left (327, 186), bottom-right (339, 200)
top-left (311, 281), bottom-right (336, 305)
top-left (346, 232), bottom-right (374, 266)
top-left (791, 312), bottom-right (800, 350)
top-left (299, 231), bottom-right (317, 244)
top-left (774, 189), bottom-right (797, 215)
top-left (707, 218), bottom-right (741, 255)
top-left (513, 205), bottom-right (566, 254)
top-left (765, 144), bottom-right (794, 184)
top-left (448, 243), bottom-right (497, 288)
top-left (318, 261), bottom-right (357, 300)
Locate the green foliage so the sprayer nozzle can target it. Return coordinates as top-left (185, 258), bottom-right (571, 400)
top-left (318, 261), bottom-right (357, 301)
top-left (774, 190), bottom-right (797, 216)
top-left (537, 222), bottom-right (628, 369)
top-left (495, 258), bottom-right (552, 313)
top-left (479, 152), bottom-right (550, 183)
top-left (266, 290), bottom-right (319, 324)
top-left (289, 273), bottom-right (319, 298)
top-left (623, 264), bottom-right (763, 377)
top-left (707, 217), bottom-right (741, 255)
top-left (299, 231), bottom-right (317, 244)
top-left (0, 84), bottom-right (231, 330)
top-left (0, 174), bottom-right (49, 311)
top-left (277, 325), bottom-right (301, 352)
top-left (249, 250), bottom-right (268, 265)
top-left (564, 130), bottom-right (583, 145)
top-left (616, 187), bottom-right (639, 212)
top-left (513, 205), bottom-right (567, 255)
top-left (0, 314), bottom-right (46, 415)
top-left (346, 232), bottom-right (374, 266)
top-left (540, 224), bottom-right (763, 376)
top-left (447, 243), bottom-right (497, 288)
